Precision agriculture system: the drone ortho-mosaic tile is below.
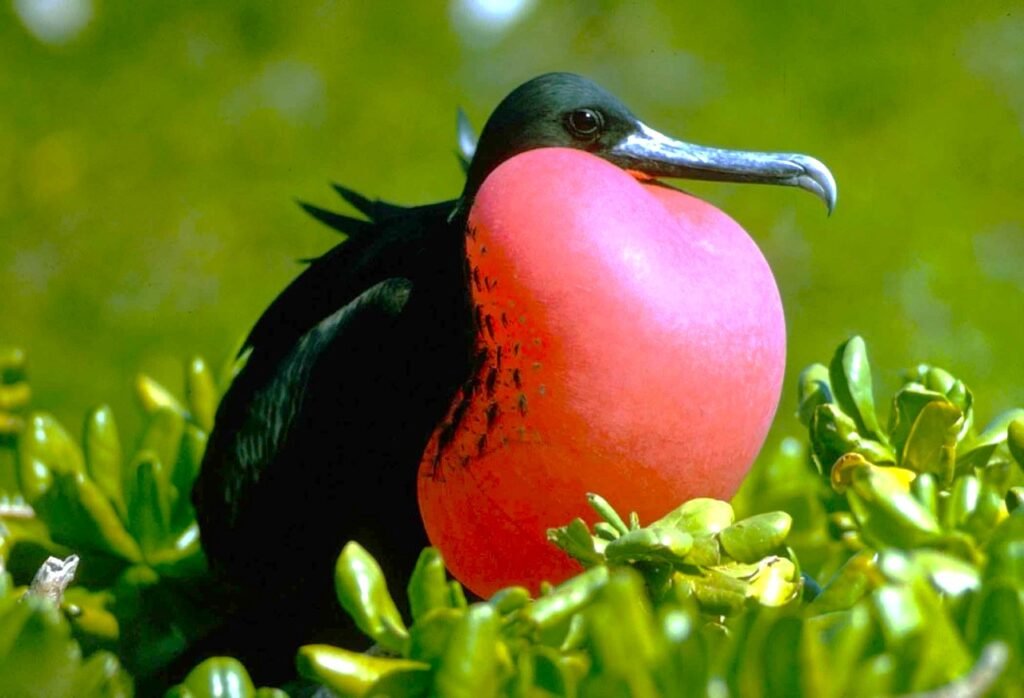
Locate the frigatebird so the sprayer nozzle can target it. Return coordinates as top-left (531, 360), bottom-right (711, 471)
top-left (191, 72), bottom-right (835, 672)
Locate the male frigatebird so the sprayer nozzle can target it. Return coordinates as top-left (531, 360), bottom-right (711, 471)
top-left (191, 72), bottom-right (835, 671)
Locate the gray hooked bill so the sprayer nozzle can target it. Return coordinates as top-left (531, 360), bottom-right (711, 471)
top-left (611, 122), bottom-right (837, 214)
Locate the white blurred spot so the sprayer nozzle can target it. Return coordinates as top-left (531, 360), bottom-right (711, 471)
top-left (258, 61), bottom-right (324, 123)
top-left (780, 436), bottom-right (802, 458)
top-left (222, 60), bottom-right (325, 126)
top-left (13, 0), bottom-right (93, 45)
top-left (450, 0), bottom-right (535, 47)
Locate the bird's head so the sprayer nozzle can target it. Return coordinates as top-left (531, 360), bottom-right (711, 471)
top-left (462, 72), bottom-right (836, 213)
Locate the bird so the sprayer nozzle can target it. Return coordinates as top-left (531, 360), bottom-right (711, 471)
top-left (190, 72), bottom-right (835, 677)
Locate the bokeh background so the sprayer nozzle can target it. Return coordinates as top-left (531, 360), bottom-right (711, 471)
top-left (2, 0), bottom-right (1022, 451)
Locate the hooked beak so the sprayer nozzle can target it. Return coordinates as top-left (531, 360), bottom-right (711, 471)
top-left (610, 122), bottom-right (837, 214)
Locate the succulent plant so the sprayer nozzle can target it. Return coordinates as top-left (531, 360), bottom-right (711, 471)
top-left (3, 336), bottom-right (1022, 697)
top-left (0, 351), bottom-right (227, 681)
top-left (289, 336), bottom-right (1023, 697)
top-left (165, 657), bottom-right (286, 698)
top-left (0, 553), bottom-right (132, 697)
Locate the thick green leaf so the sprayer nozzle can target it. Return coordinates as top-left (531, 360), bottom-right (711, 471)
top-left (961, 483), bottom-right (1004, 539)
top-left (254, 690), bottom-right (288, 698)
top-left (947, 474), bottom-right (980, 530)
top-left (334, 542), bottom-right (409, 654)
top-left (34, 472), bottom-right (142, 562)
top-left (1007, 417), bottom-right (1024, 468)
top-left (910, 472), bottom-right (938, 518)
top-left (83, 406), bottom-right (125, 518)
top-left (0, 595), bottom-right (130, 697)
top-left (137, 407), bottom-right (184, 498)
top-left (745, 557), bottom-right (800, 607)
top-left (900, 399), bottom-right (961, 481)
top-left (583, 571), bottom-right (661, 698)
top-left (718, 512), bottom-right (792, 563)
top-left (739, 612), bottom-right (805, 698)
top-left (126, 452), bottom-right (171, 556)
top-left (676, 567), bottom-right (750, 616)
top-left (657, 606), bottom-right (708, 698)
top-left (808, 551), bottom-right (877, 614)
top-left (520, 646), bottom-right (577, 697)
top-left (986, 522), bottom-right (1024, 587)
top-left (547, 517), bottom-right (604, 565)
top-left (921, 366), bottom-right (956, 395)
top-left (682, 534), bottom-right (722, 567)
top-left (448, 580), bottom-right (467, 610)
top-left (913, 550), bottom-right (980, 596)
top-left (433, 604), bottom-right (503, 698)
top-left (654, 498), bottom-right (734, 535)
top-left (586, 493), bottom-right (629, 536)
top-left (146, 522), bottom-right (205, 577)
top-left (0, 597), bottom-right (81, 697)
top-left (872, 584), bottom-right (923, 646)
top-left (74, 651), bottom-right (133, 698)
top-left (365, 668), bottom-right (432, 697)
top-left (64, 587), bottom-right (120, 645)
top-left (489, 586), bottom-right (530, 616)
top-left (170, 425), bottom-right (206, 531)
top-left (889, 385), bottom-right (947, 460)
top-left (958, 408), bottom-right (1024, 470)
top-left (905, 578), bottom-right (973, 691)
top-left (846, 465), bottom-right (942, 549)
top-left (604, 527), bottom-right (693, 565)
top-left (185, 357), bottom-right (217, 433)
top-left (803, 605), bottom-right (872, 697)
top-left (17, 412), bottom-right (85, 501)
top-left (135, 374), bottom-right (185, 418)
top-left (829, 336), bottom-right (885, 443)
top-left (407, 548), bottom-right (451, 622)
top-left (522, 566), bottom-right (608, 632)
top-left (407, 607), bottom-right (461, 666)
top-left (797, 363), bottom-right (833, 427)
top-left (966, 580), bottom-right (1023, 675)
top-left (178, 656), bottom-right (255, 698)
top-left (0, 381), bottom-right (30, 412)
top-left (945, 379), bottom-right (974, 437)
top-left (809, 404), bottom-right (893, 472)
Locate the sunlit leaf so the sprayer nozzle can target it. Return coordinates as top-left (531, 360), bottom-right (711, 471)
top-left (334, 541), bottom-right (409, 654)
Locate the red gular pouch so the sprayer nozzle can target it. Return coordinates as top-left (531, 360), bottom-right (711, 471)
top-left (418, 148), bottom-right (785, 598)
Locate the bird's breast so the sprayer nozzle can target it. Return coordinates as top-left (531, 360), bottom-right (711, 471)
top-left (418, 148), bottom-right (785, 597)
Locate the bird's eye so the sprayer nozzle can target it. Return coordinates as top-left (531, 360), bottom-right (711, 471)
top-left (565, 108), bottom-right (604, 139)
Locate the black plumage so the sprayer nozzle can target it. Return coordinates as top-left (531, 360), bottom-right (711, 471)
top-left (191, 193), bottom-right (474, 671)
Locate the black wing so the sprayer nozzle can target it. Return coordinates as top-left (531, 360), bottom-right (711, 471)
top-left (192, 194), bottom-right (473, 624)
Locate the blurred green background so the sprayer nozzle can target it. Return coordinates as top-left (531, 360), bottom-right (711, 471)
top-left (2, 0), bottom-right (1022, 446)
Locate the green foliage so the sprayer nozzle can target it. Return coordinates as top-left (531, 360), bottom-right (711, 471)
top-left (292, 336), bottom-right (1024, 697)
top-left (3, 337), bottom-right (1024, 696)
top-left (547, 495), bottom-right (799, 612)
top-left (165, 657), bottom-right (286, 698)
top-left (0, 351), bottom-right (225, 682)
top-left (0, 567), bottom-right (133, 697)
top-left (798, 336), bottom-right (1022, 556)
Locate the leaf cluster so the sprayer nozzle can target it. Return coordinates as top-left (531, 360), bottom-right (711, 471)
top-left (285, 336), bottom-right (1024, 697)
top-left (3, 336), bottom-right (1023, 697)
top-left (0, 352), bottom-right (229, 683)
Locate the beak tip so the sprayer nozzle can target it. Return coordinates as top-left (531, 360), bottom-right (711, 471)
top-left (790, 154), bottom-right (837, 216)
